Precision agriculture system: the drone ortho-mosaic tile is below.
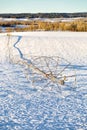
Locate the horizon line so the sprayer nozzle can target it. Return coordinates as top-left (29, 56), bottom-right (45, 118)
top-left (0, 12), bottom-right (87, 14)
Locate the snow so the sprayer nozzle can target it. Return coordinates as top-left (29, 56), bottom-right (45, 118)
top-left (0, 32), bottom-right (87, 64)
top-left (0, 17), bottom-right (85, 22)
top-left (0, 32), bottom-right (87, 130)
top-left (0, 18), bottom-right (17, 21)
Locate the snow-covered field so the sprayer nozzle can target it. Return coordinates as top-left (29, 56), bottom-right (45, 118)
top-left (0, 17), bottom-right (84, 22)
top-left (0, 32), bottom-right (87, 130)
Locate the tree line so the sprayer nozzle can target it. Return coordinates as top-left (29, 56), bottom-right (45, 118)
top-left (0, 12), bottom-right (87, 18)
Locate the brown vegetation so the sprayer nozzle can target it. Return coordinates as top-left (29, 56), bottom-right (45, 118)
top-left (0, 19), bottom-right (87, 32)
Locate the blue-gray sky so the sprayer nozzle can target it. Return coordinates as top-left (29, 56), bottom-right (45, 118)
top-left (0, 0), bottom-right (87, 13)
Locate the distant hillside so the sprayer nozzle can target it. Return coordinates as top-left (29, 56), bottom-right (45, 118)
top-left (0, 12), bottom-right (87, 18)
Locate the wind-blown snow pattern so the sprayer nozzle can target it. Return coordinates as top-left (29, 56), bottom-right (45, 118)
top-left (0, 32), bottom-right (87, 130)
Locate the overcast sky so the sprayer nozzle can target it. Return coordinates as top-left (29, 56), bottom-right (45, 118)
top-left (0, 0), bottom-right (87, 13)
